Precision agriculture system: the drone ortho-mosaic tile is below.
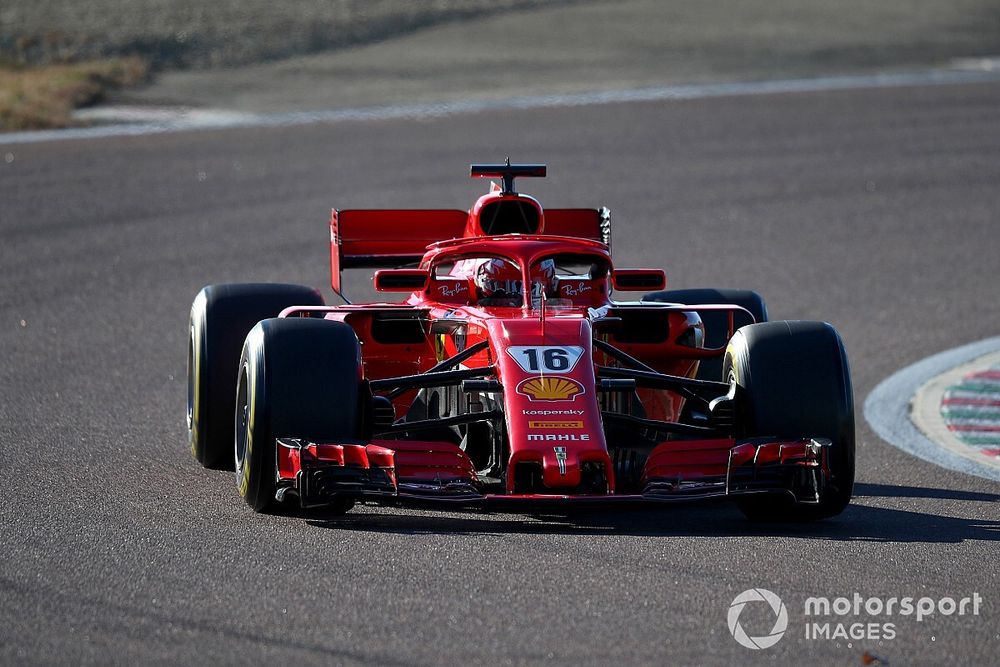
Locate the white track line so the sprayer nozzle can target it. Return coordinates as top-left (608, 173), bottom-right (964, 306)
top-left (864, 337), bottom-right (1000, 482)
top-left (3, 67), bottom-right (1000, 146)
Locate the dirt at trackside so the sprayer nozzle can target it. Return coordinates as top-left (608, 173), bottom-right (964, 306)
top-left (5, 0), bottom-right (1000, 118)
top-left (0, 0), bottom-right (577, 68)
top-left (0, 57), bottom-right (146, 130)
top-left (114, 0), bottom-right (1000, 114)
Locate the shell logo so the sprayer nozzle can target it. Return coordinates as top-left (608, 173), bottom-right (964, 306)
top-left (516, 376), bottom-right (584, 402)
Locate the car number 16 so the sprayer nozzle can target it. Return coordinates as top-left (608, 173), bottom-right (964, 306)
top-left (507, 346), bottom-right (585, 373)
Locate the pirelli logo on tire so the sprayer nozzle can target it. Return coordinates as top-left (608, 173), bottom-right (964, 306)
top-left (528, 420), bottom-right (584, 429)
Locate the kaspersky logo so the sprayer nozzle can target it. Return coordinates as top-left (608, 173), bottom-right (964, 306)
top-left (728, 589), bottom-right (789, 649)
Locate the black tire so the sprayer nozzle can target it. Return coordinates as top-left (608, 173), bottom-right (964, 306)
top-left (724, 321), bottom-right (855, 521)
top-left (642, 288), bottom-right (767, 381)
top-left (235, 318), bottom-right (365, 513)
top-left (187, 283), bottom-right (324, 469)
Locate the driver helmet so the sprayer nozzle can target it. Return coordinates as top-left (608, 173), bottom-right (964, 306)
top-left (475, 258), bottom-right (555, 302)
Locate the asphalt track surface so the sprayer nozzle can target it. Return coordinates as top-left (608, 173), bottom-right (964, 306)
top-left (2, 81), bottom-right (999, 665)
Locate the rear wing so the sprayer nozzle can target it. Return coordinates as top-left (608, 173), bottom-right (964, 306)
top-left (330, 207), bottom-right (611, 297)
top-left (545, 208), bottom-right (611, 248)
top-left (330, 210), bottom-right (465, 296)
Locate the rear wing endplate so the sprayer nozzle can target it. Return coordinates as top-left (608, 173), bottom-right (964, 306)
top-left (330, 209), bottom-right (467, 296)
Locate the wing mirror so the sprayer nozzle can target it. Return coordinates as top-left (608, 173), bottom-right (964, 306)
top-left (373, 268), bottom-right (430, 292)
top-left (611, 269), bottom-right (666, 291)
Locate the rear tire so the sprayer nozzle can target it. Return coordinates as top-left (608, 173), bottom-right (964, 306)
top-left (724, 321), bottom-right (855, 521)
top-left (188, 283), bottom-right (324, 469)
top-left (641, 288), bottom-right (767, 381)
top-left (235, 318), bottom-right (365, 513)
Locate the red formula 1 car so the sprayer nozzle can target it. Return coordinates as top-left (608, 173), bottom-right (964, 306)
top-left (187, 162), bottom-right (855, 521)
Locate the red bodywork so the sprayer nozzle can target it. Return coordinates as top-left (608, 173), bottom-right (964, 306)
top-left (274, 170), bottom-right (830, 510)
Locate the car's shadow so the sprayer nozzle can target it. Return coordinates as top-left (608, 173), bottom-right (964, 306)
top-left (302, 482), bottom-right (1000, 543)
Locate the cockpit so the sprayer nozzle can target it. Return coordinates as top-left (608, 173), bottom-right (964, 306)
top-left (428, 247), bottom-right (611, 309)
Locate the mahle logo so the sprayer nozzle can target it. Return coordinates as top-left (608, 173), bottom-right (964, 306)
top-left (728, 589), bottom-right (788, 649)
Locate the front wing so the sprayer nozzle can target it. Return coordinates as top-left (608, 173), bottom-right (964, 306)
top-left (274, 436), bottom-right (831, 510)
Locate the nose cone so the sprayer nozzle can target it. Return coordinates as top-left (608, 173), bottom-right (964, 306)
top-left (487, 317), bottom-right (613, 493)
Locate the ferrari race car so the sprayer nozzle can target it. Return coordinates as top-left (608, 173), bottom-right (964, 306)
top-left (187, 162), bottom-right (855, 521)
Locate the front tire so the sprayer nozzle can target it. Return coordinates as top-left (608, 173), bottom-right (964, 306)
top-left (724, 321), bottom-right (855, 521)
top-left (235, 318), bottom-right (365, 513)
top-left (187, 283), bottom-right (324, 469)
